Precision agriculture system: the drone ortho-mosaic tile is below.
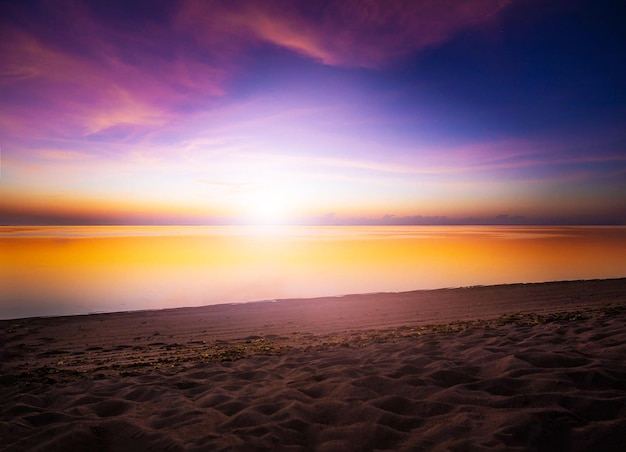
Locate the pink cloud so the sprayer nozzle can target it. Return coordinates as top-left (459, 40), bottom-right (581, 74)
top-left (180, 0), bottom-right (512, 67)
top-left (0, 4), bottom-right (227, 142)
top-left (1, 0), bottom-right (513, 146)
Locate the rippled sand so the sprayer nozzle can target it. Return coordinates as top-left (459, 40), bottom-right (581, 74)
top-left (1, 279), bottom-right (625, 451)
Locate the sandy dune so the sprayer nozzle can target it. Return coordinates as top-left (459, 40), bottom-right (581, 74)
top-left (1, 279), bottom-right (626, 451)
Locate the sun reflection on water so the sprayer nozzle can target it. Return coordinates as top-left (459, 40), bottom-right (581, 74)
top-left (1, 226), bottom-right (625, 319)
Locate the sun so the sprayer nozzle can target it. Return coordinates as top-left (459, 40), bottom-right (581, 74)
top-left (242, 185), bottom-right (293, 225)
top-left (250, 195), bottom-right (285, 224)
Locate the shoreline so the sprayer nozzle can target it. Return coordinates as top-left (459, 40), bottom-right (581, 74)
top-left (2, 278), bottom-right (625, 383)
top-left (3, 276), bottom-right (625, 323)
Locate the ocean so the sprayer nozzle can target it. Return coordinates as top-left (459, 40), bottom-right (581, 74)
top-left (1, 225), bottom-right (625, 319)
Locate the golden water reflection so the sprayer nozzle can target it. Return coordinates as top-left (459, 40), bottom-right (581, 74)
top-left (1, 226), bottom-right (625, 319)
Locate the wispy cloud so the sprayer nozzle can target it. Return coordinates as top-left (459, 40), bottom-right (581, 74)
top-left (181, 0), bottom-right (511, 67)
top-left (37, 150), bottom-right (96, 162)
top-left (0, 3), bottom-right (227, 142)
top-left (0, 0), bottom-right (513, 144)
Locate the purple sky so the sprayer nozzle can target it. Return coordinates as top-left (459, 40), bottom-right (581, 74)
top-left (1, 0), bottom-right (625, 225)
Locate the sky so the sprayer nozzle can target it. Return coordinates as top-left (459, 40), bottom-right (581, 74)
top-left (0, 0), bottom-right (625, 225)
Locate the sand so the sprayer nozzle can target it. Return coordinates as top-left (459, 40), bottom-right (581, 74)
top-left (1, 278), bottom-right (626, 451)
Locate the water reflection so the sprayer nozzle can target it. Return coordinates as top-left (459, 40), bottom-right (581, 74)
top-left (1, 226), bottom-right (625, 319)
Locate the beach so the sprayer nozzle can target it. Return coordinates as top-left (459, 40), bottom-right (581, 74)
top-left (1, 278), bottom-right (626, 450)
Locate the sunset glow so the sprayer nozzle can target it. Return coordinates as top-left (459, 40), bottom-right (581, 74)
top-left (1, 0), bottom-right (624, 225)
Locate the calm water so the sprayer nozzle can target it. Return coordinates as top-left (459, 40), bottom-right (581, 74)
top-left (1, 226), bottom-right (625, 319)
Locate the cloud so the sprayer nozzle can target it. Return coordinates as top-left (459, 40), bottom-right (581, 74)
top-left (37, 150), bottom-right (96, 162)
top-left (315, 213), bottom-right (626, 226)
top-left (181, 0), bottom-right (512, 67)
top-left (0, 29), bottom-right (160, 138)
top-left (0, 0), bottom-right (513, 145)
top-left (0, 2), bottom-right (226, 142)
